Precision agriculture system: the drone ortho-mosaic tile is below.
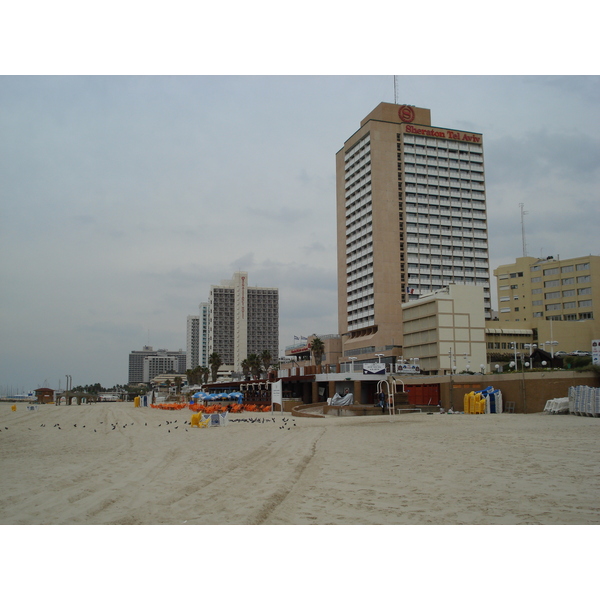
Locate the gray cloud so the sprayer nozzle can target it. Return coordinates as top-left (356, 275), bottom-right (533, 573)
top-left (1, 75), bottom-right (598, 391)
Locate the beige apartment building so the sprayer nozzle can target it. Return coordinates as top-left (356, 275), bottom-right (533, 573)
top-left (493, 255), bottom-right (600, 353)
top-left (336, 102), bottom-right (491, 368)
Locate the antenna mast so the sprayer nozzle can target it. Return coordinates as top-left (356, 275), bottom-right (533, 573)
top-left (519, 203), bottom-right (528, 257)
top-left (394, 75), bottom-right (399, 104)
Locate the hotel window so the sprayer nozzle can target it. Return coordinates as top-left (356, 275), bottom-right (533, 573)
top-left (576, 263), bottom-right (590, 271)
top-left (564, 314), bottom-right (578, 321)
top-left (544, 267), bottom-right (559, 276)
top-left (578, 300), bottom-right (592, 307)
top-left (561, 265), bottom-right (574, 273)
top-left (500, 307), bottom-right (511, 313)
top-left (545, 303), bottom-right (561, 311)
top-left (563, 301), bottom-right (576, 309)
top-left (532, 300), bottom-right (542, 306)
top-left (531, 276), bottom-right (541, 283)
top-left (545, 291), bottom-right (560, 299)
top-left (562, 277), bottom-right (574, 285)
top-left (578, 287), bottom-right (592, 295)
top-left (579, 312), bottom-right (593, 319)
top-left (563, 289), bottom-right (576, 297)
top-left (532, 288), bottom-right (542, 294)
top-left (530, 265), bottom-right (540, 272)
top-left (510, 272), bottom-right (523, 278)
top-left (544, 279), bottom-right (560, 288)
top-left (533, 312), bottom-right (543, 317)
top-left (577, 275), bottom-right (591, 283)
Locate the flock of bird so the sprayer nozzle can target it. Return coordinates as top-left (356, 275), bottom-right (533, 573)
top-left (1, 415), bottom-right (298, 433)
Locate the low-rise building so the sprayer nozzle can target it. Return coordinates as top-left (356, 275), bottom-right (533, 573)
top-left (402, 284), bottom-right (487, 375)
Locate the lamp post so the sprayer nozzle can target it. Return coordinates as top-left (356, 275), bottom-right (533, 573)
top-left (348, 357), bottom-right (357, 374)
top-left (524, 343), bottom-right (536, 369)
top-left (510, 342), bottom-right (517, 370)
top-left (448, 347), bottom-right (456, 411)
top-left (545, 340), bottom-right (558, 359)
top-left (463, 353), bottom-right (471, 373)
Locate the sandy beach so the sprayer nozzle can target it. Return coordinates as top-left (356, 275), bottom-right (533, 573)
top-left (1, 402), bottom-right (599, 525)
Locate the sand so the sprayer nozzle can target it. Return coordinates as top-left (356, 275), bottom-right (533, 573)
top-left (1, 402), bottom-right (600, 525)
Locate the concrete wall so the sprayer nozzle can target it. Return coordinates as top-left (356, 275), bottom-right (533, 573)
top-left (433, 371), bottom-right (598, 413)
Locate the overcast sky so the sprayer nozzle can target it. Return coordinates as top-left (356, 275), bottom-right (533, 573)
top-left (1, 74), bottom-right (598, 392)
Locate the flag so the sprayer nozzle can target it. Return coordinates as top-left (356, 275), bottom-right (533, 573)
top-left (294, 335), bottom-right (299, 340)
top-left (406, 286), bottom-right (415, 294)
top-left (301, 336), bottom-right (307, 340)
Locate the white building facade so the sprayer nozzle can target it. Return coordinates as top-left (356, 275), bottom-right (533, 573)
top-left (208, 272), bottom-right (278, 372)
top-left (186, 302), bottom-right (210, 371)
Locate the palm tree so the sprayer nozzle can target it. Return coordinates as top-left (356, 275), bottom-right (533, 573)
top-left (174, 376), bottom-right (182, 395)
top-left (201, 366), bottom-right (209, 385)
top-left (311, 337), bottom-right (325, 367)
top-left (247, 353), bottom-right (261, 379)
top-left (260, 350), bottom-right (272, 373)
top-left (241, 359), bottom-right (250, 380)
top-left (208, 353), bottom-right (222, 382)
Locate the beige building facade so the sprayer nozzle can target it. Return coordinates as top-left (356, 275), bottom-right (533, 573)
top-left (493, 255), bottom-right (600, 354)
top-left (336, 102), bottom-right (491, 367)
top-left (402, 284), bottom-right (487, 375)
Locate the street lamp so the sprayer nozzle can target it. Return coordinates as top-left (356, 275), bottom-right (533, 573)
top-left (524, 343), bottom-right (536, 369)
top-left (545, 340), bottom-right (558, 359)
top-left (448, 347), bottom-right (456, 411)
top-left (509, 342), bottom-right (518, 369)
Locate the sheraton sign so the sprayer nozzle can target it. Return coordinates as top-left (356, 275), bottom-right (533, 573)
top-left (405, 124), bottom-right (482, 144)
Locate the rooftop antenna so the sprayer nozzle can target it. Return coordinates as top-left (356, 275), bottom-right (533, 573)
top-left (394, 75), bottom-right (399, 104)
top-left (519, 203), bottom-right (528, 257)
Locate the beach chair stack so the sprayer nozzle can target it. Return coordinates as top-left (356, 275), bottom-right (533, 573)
top-left (568, 386), bottom-right (600, 417)
top-left (463, 386), bottom-right (503, 414)
top-left (543, 397), bottom-right (569, 414)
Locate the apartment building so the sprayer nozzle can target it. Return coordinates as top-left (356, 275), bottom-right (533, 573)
top-left (493, 255), bottom-right (600, 353)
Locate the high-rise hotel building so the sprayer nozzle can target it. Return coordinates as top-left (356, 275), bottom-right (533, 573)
top-left (186, 302), bottom-right (209, 371)
top-left (336, 103), bottom-right (491, 361)
top-left (208, 271), bottom-right (279, 372)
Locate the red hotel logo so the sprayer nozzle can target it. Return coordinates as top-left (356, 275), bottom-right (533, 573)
top-left (398, 105), bottom-right (415, 123)
top-left (405, 124), bottom-right (482, 143)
